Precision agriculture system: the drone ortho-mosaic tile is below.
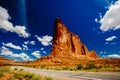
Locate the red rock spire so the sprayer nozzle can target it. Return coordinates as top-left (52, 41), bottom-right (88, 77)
top-left (50, 18), bottom-right (99, 58)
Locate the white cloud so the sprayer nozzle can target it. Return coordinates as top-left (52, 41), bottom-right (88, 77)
top-left (0, 46), bottom-right (32, 61)
top-left (105, 36), bottom-right (117, 41)
top-left (31, 51), bottom-right (41, 58)
top-left (100, 52), bottom-right (106, 54)
top-left (22, 44), bottom-right (28, 50)
top-left (108, 54), bottom-right (120, 58)
top-left (24, 41), bottom-right (29, 44)
top-left (99, 0), bottom-right (120, 31)
top-left (30, 41), bottom-right (36, 45)
top-left (105, 42), bottom-right (109, 44)
top-left (0, 46), bottom-right (13, 56)
top-left (24, 41), bottom-right (36, 45)
top-left (35, 35), bottom-right (53, 46)
top-left (43, 51), bottom-right (46, 54)
top-left (40, 48), bottom-right (44, 50)
top-left (0, 6), bottom-right (30, 38)
top-left (2, 42), bottom-right (22, 50)
top-left (19, 53), bottom-right (32, 61)
top-left (95, 18), bottom-right (98, 23)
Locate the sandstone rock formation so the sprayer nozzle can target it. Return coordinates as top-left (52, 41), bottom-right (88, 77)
top-left (49, 17), bottom-right (99, 59)
top-left (0, 56), bottom-right (14, 66)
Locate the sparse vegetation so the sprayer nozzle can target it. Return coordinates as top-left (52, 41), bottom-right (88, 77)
top-left (62, 67), bottom-right (70, 70)
top-left (76, 64), bottom-right (83, 70)
top-left (9, 72), bottom-right (41, 80)
top-left (0, 66), bottom-right (10, 78)
top-left (0, 72), bottom-right (3, 78)
top-left (19, 68), bottom-right (24, 71)
top-left (0, 66), bottom-right (52, 80)
top-left (84, 63), bottom-right (97, 70)
top-left (14, 68), bottom-right (18, 71)
top-left (0, 66), bottom-right (10, 72)
top-left (41, 65), bottom-right (46, 69)
top-left (45, 77), bottom-right (53, 80)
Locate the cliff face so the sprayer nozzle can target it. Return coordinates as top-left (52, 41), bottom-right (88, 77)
top-left (50, 17), bottom-right (99, 58)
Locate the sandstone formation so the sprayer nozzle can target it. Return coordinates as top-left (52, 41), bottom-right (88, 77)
top-left (50, 17), bottom-right (99, 59)
top-left (0, 56), bottom-right (14, 66)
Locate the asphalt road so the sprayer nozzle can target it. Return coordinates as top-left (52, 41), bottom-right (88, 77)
top-left (11, 66), bottom-right (120, 80)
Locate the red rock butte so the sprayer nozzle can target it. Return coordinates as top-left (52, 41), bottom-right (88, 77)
top-left (42, 17), bottom-right (99, 59)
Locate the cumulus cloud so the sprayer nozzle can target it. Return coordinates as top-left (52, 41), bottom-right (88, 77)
top-left (99, 0), bottom-right (120, 31)
top-left (0, 6), bottom-right (30, 38)
top-left (24, 41), bottom-right (36, 45)
top-left (108, 54), bottom-right (120, 58)
top-left (35, 35), bottom-right (53, 46)
top-left (30, 41), bottom-right (36, 45)
top-left (43, 51), bottom-right (46, 54)
top-left (0, 46), bottom-right (32, 61)
top-left (105, 42), bottom-right (109, 44)
top-left (100, 52), bottom-right (106, 54)
top-left (31, 51), bottom-right (41, 58)
top-left (24, 41), bottom-right (29, 44)
top-left (22, 44), bottom-right (28, 50)
top-left (95, 18), bottom-right (98, 23)
top-left (40, 48), bottom-right (44, 50)
top-left (105, 36), bottom-right (117, 41)
top-left (2, 42), bottom-right (22, 50)
top-left (19, 53), bottom-right (32, 61)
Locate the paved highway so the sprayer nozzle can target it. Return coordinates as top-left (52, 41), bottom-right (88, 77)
top-left (11, 66), bottom-right (120, 80)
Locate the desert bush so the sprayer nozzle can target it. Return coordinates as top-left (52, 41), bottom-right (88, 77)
top-left (85, 63), bottom-right (97, 70)
top-left (76, 64), bottom-right (83, 70)
top-left (14, 68), bottom-right (18, 71)
top-left (54, 68), bottom-right (61, 70)
top-left (0, 66), bottom-right (10, 72)
top-left (10, 71), bottom-right (42, 80)
top-left (0, 66), bottom-right (10, 78)
top-left (19, 68), bottom-right (24, 71)
top-left (41, 65), bottom-right (46, 69)
top-left (62, 67), bottom-right (70, 70)
top-left (45, 77), bottom-right (53, 80)
top-left (0, 72), bottom-right (3, 78)
top-left (13, 73), bottom-right (26, 79)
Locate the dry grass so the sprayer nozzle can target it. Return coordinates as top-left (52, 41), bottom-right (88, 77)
top-left (0, 66), bottom-right (53, 80)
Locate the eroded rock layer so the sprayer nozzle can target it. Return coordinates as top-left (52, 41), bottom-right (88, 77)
top-left (50, 17), bottom-right (99, 59)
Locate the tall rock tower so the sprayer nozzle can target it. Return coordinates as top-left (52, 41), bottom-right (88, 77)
top-left (50, 17), bottom-right (99, 59)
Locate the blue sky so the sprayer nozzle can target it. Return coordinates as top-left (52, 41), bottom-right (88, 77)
top-left (0, 0), bottom-right (120, 61)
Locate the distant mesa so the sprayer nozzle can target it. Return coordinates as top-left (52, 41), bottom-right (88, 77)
top-left (0, 56), bottom-right (14, 66)
top-left (49, 17), bottom-right (99, 59)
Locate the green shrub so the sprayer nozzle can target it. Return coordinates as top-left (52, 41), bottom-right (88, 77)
top-left (41, 65), bottom-right (46, 69)
top-left (32, 76), bottom-right (41, 80)
top-left (0, 66), bottom-right (10, 72)
top-left (85, 63), bottom-right (97, 70)
top-left (27, 73), bottom-right (35, 78)
top-left (14, 68), bottom-right (18, 71)
top-left (45, 77), bottom-right (53, 80)
top-left (76, 64), bottom-right (83, 70)
top-left (62, 67), bottom-right (70, 70)
top-left (0, 72), bottom-right (3, 78)
top-left (13, 73), bottom-right (26, 79)
top-left (19, 69), bottom-right (24, 71)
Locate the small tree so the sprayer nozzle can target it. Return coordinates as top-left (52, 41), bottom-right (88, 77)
top-left (76, 64), bottom-right (83, 70)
